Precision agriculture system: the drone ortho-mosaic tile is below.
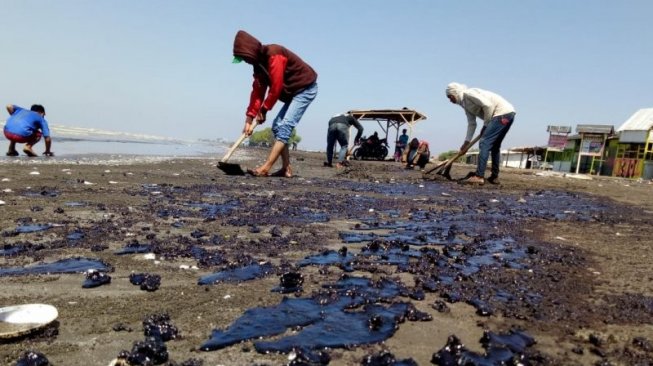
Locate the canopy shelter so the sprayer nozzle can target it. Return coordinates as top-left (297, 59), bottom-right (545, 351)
top-left (347, 109), bottom-right (427, 144)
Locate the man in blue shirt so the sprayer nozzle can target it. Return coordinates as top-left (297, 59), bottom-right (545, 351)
top-left (395, 128), bottom-right (409, 162)
top-left (4, 104), bottom-right (53, 157)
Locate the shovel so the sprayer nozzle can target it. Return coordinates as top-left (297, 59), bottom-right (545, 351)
top-left (423, 133), bottom-right (482, 178)
top-left (217, 132), bottom-right (250, 175)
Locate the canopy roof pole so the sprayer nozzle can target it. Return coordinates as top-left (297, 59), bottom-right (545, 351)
top-left (394, 121), bottom-right (400, 144)
top-left (376, 120), bottom-right (388, 139)
top-left (399, 114), bottom-right (413, 140)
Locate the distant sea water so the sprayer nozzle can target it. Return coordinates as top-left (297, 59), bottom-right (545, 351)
top-left (54, 137), bottom-right (225, 158)
top-left (0, 123), bottom-right (230, 164)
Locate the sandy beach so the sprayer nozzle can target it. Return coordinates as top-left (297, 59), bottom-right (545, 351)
top-left (1, 149), bottom-right (653, 366)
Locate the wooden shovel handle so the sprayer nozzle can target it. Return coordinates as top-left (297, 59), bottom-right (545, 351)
top-left (220, 133), bottom-right (249, 163)
top-left (221, 123), bottom-right (260, 163)
top-left (423, 133), bottom-right (482, 175)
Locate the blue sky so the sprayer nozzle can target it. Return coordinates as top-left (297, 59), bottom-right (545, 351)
top-left (2, 1), bottom-right (652, 153)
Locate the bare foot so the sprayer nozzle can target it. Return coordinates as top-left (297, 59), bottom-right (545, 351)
top-left (246, 168), bottom-right (269, 177)
top-left (22, 148), bottom-right (37, 157)
top-left (270, 166), bottom-right (292, 178)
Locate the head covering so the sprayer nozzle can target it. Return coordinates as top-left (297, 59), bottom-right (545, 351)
top-left (445, 82), bottom-right (467, 105)
top-left (233, 30), bottom-right (263, 63)
top-left (232, 56), bottom-right (243, 63)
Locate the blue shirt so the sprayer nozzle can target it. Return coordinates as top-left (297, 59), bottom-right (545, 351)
top-left (4, 105), bottom-right (50, 138)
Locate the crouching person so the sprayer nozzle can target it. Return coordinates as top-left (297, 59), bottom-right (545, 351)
top-left (405, 138), bottom-right (430, 170)
top-left (4, 104), bottom-right (53, 157)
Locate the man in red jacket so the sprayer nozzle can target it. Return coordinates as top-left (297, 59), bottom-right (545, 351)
top-left (233, 30), bottom-right (318, 178)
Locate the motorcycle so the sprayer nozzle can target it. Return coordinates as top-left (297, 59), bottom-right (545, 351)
top-left (351, 136), bottom-right (389, 161)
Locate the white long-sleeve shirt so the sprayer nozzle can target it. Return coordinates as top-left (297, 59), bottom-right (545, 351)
top-left (461, 88), bottom-right (515, 141)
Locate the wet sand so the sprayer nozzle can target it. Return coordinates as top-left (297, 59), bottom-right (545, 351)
top-left (1, 149), bottom-right (653, 365)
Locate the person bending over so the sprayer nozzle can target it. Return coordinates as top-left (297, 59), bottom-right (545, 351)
top-left (445, 82), bottom-right (515, 185)
top-left (4, 104), bottom-right (53, 157)
top-left (325, 112), bottom-right (363, 168)
top-left (233, 30), bottom-right (318, 178)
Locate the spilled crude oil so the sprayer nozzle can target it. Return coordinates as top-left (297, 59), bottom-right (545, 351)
top-left (82, 269), bottom-right (111, 288)
top-left (3, 164), bottom-right (652, 365)
top-left (118, 336), bottom-right (169, 365)
top-left (113, 313), bottom-right (202, 366)
top-left (129, 273), bottom-right (161, 292)
top-left (14, 224), bottom-right (53, 234)
top-left (182, 178), bottom-right (622, 361)
top-left (431, 330), bottom-right (536, 365)
top-left (0, 257), bottom-right (112, 276)
top-left (297, 247), bottom-right (356, 272)
top-left (200, 274), bottom-right (429, 354)
top-left (254, 303), bottom-right (411, 354)
top-left (0, 244), bottom-right (29, 256)
top-left (15, 350), bottom-right (50, 366)
top-left (287, 348), bottom-right (331, 365)
top-left (66, 230), bottom-right (85, 241)
top-left (114, 241), bottom-right (153, 255)
top-left (271, 271), bottom-right (304, 294)
top-left (143, 313), bottom-right (180, 342)
top-left (22, 189), bottom-right (59, 198)
top-left (362, 350), bottom-right (417, 366)
top-left (197, 261), bottom-right (274, 285)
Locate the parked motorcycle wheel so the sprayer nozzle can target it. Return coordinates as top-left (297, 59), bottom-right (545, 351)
top-left (352, 147), bottom-right (363, 160)
top-left (377, 146), bottom-right (388, 161)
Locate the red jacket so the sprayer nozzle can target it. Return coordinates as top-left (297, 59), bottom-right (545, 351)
top-left (233, 30), bottom-right (318, 118)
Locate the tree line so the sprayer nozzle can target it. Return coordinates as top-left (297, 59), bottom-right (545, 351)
top-left (248, 128), bottom-right (301, 147)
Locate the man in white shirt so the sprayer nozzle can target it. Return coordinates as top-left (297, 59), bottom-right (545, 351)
top-left (445, 82), bottom-right (516, 185)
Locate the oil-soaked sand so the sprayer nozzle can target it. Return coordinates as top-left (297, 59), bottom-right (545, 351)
top-left (1, 149), bottom-right (652, 365)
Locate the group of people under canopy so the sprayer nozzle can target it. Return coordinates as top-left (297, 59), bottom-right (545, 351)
top-left (324, 113), bottom-right (431, 170)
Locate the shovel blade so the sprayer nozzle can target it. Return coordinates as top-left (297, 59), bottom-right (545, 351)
top-left (217, 162), bottom-right (246, 175)
top-left (436, 170), bottom-right (453, 181)
top-left (436, 164), bottom-right (453, 179)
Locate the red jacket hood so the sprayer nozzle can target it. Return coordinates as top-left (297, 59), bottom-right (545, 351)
top-left (233, 30), bottom-right (262, 62)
